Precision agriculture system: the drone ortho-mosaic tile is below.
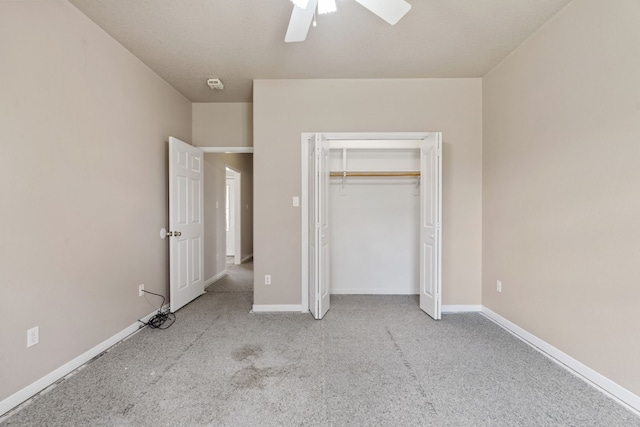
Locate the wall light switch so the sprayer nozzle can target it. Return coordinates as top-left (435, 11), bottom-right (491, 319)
top-left (497, 280), bottom-right (502, 293)
top-left (292, 196), bottom-right (300, 207)
top-left (265, 275), bottom-right (271, 285)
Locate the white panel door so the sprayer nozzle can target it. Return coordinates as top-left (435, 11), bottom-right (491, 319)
top-left (169, 137), bottom-right (204, 313)
top-left (309, 134), bottom-right (331, 319)
top-left (419, 135), bottom-right (442, 320)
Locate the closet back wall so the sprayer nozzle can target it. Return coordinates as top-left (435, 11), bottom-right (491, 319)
top-left (330, 179), bottom-right (419, 294)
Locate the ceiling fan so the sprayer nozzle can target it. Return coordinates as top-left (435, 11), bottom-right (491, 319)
top-left (285, 0), bottom-right (412, 43)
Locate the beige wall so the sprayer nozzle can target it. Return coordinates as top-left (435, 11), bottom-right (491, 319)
top-left (253, 79), bottom-right (482, 306)
top-left (192, 103), bottom-right (253, 147)
top-left (483, 0), bottom-right (640, 396)
top-left (0, 0), bottom-right (191, 402)
top-left (202, 153), bottom-right (254, 283)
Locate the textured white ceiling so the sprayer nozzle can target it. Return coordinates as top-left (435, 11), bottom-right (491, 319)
top-left (68, 0), bottom-right (572, 102)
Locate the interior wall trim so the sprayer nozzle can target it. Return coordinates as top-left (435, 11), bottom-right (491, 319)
top-left (200, 146), bottom-right (253, 154)
top-left (481, 306), bottom-right (640, 415)
top-left (441, 305), bottom-right (482, 313)
top-left (251, 304), bottom-right (302, 313)
top-left (332, 289), bottom-right (419, 295)
top-left (0, 305), bottom-right (170, 418)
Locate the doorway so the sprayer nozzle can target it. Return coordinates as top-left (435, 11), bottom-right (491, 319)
top-left (168, 140), bottom-right (254, 313)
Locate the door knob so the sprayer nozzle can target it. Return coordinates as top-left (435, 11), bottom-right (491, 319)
top-left (175, 231), bottom-right (182, 237)
top-left (167, 231), bottom-right (174, 237)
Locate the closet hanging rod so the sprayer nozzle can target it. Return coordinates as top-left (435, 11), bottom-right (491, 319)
top-left (329, 171), bottom-right (420, 177)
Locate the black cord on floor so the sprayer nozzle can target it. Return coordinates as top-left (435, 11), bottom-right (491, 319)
top-left (138, 289), bottom-right (176, 330)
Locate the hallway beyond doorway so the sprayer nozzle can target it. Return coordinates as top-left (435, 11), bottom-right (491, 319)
top-left (207, 260), bottom-right (253, 295)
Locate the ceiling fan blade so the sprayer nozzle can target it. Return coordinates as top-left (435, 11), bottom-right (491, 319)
top-left (285, 0), bottom-right (319, 42)
top-left (353, 0), bottom-right (411, 25)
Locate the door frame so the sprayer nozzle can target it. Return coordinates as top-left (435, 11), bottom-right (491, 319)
top-left (300, 132), bottom-right (441, 314)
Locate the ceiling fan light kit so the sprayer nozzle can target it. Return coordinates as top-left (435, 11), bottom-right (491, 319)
top-left (285, 0), bottom-right (411, 43)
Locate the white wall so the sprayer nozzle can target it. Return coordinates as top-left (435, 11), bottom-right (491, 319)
top-left (0, 0), bottom-right (191, 403)
top-left (253, 79), bottom-right (482, 306)
top-left (483, 0), bottom-right (640, 397)
top-left (328, 146), bottom-right (420, 295)
top-left (330, 180), bottom-right (419, 294)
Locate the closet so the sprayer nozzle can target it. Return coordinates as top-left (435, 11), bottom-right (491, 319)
top-left (329, 142), bottom-right (421, 295)
top-left (303, 133), bottom-right (442, 321)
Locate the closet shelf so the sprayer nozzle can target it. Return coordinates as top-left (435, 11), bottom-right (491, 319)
top-left (330, 171), bottom-right (420, 177)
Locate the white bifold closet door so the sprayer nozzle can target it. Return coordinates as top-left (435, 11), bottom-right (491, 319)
top-left (309, 133), bottom-right (331, 319)
top-left (419, 136), bottom-right (442, 320)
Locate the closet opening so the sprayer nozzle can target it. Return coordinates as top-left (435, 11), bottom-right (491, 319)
top-left (301, 133), bottom-right (442, 321)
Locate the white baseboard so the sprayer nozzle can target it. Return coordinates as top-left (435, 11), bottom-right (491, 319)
top-left (204, 271), bottom-right (227, 289)
top-left (241, 254), bottom-right (253, 263)
top-left (481, 306), bottom-right (640, 415)
top-left (442, 305), bottom-right (482, 313)
top-left (0, 305), bottom-right (169, 418)
top-left (251, 304), bottom-right (302, 313)
top-left (331, 289), bottom-right (419, 295)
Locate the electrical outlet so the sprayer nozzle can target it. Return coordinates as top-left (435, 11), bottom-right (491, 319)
top-left (27, 326), bottom-right (39, 348)
top-left (264, 275), bottom-right (271, 285)
top-left (139, 284), bottom-right (145, 297)
top-left (496, 280), bottom-right (502, 293)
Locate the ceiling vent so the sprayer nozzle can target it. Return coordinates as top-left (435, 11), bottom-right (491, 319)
top-left (207, 78), bottom-right (224, 90)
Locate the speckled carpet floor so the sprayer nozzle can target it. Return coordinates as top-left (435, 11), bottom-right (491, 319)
top-left (2, 262), bottom-right (639, 426)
